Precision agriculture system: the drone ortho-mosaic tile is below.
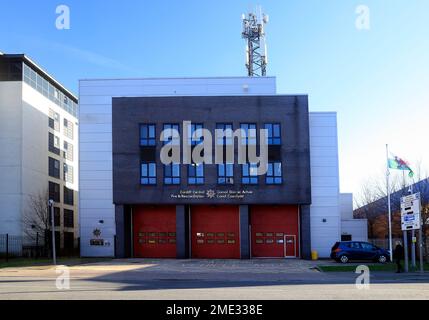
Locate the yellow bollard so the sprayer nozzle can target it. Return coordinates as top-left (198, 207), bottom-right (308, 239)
top-left (311, 250), bottom-right (318, 261)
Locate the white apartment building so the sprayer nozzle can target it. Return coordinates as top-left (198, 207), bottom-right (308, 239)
top-left (0, 52), bottom-right (79, 255)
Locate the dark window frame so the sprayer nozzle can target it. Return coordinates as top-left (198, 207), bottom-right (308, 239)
top-left (242, 163), bottom-right (258, 185)
top-left (266, 162), bottom-right (283, 185)
top-left (164, 163), bottom-right (181, 185)
top-left (217, 163), bottom-right (234, 185)
top-left (265, 123), bottom-right (281, 145)
top-left (141, 162), bottom-right (157, 185)
top-left (139, 124), bottom-right (156, 146)
top-left (240, 123), bottom-right (257, 145)
top-left (188, 163), bottom-right (204, 185)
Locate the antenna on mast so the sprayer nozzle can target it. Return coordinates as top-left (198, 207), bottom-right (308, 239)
top-left (241, 5), bottom-right (268, 77)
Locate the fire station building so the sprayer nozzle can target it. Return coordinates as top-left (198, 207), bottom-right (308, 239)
top-left (79, 77), bottom-right (341, 259)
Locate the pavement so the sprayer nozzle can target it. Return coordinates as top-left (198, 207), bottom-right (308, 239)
top-left (0, 259), bottom-right (429, 300)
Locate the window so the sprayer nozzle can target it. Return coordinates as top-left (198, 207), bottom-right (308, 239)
top-left (49, 182), bottom-right (60, 202)
top-left (140, 124), bottom-right (156, 146)
top-left (23, 64), bottom-right (78, 117)
top-left (187, 123), bottom-right (204, 145)
top-left (63, 118), bottom-right (73, 139)
top-left (162, 124), bottom-right (180, 145)
top-left (242, 163), bottom-right (258, 184)
top-left (141, 163), bottom-right (156, 185)
top-left (63, 141), bottom-right (73, 161)
top-left (265, 123), bottom-right (281, 145)
top-left (188, 163), bottom-right (204, 184)
top-left (64, 186), bottom-right (74, 205)
top-left (266, 162), bottom-right (282, 184)
top-left (361, 242), bottom-right (375, 250)
top-left (64, 209), bottom-right (74, 228)
top-left (63, 164), bottom-right (74, 183)
top-left (49, 132), bottom-right (60, 155)
top-left (164, 164), bottom-right (180, 185)
top-left (218, 163), bottom-right (234, 184)
top-left (240, 123), bottom-right (257, 145)
top-left (49, 207), bottom-right (61, 227)
top-left (48, 157), bottom-right (60, 179)
top-left (48, 109), bottom-right (60, 131)
top-left (216, 123), bottom-right (233, 146)
top-left (347, 242), bottom-right (362, 249)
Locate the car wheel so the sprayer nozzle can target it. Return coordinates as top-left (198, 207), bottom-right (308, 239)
top-left (378, 255), bottom-right (387, 264)
top-left (339, 255), bottom-right (349, 263)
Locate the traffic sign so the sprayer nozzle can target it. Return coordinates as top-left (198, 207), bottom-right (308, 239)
top-left (400, 192), bottom-right (421, 231)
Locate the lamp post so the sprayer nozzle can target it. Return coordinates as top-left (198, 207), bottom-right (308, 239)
top-left (48, 199), bottom-right (56, 265)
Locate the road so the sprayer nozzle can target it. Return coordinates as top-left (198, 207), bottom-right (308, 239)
top-left (0, 259), bottom-right (428, 300)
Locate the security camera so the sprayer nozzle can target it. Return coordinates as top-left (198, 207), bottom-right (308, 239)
top-left (48, 199), bottom-right (54, 206)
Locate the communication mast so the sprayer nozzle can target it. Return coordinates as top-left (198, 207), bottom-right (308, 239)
top-left (241, 6), bottom-right (269, 77)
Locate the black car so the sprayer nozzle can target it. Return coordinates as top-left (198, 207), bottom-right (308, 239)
top-left (330, 241), bottom-right (390, 264)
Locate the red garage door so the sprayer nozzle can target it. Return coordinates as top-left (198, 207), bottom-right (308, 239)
top-left (251, 205), bottom-right (299, 258)
top-left (191, 205), bottom-right (240, 259)
top-left (133, 205), bottom-right (176, 258)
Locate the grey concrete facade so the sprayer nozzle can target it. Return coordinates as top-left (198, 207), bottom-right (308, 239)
top-left (112, 95), bottom-right (311, 205)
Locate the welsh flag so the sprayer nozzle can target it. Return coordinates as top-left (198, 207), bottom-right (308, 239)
top-left (387, 155), bottom-right (414, 178)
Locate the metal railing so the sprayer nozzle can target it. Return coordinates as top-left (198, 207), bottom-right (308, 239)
top-left (0, 234), bottom-right (23, 261)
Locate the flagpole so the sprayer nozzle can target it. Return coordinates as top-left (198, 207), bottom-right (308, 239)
top-left (386, 144), bottom-right (393, 262)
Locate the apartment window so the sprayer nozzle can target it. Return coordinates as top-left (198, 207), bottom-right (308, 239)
top-left (49, 207), bottom-right (61, 227)
top-left (141, 163), bottom-right (156, 185)
top-left (266, 162), bottom-right (282, 184)
top-left (63, 164), bottom-right (74, 183)
top-left (63, 118), bottom-right (74, 139)
top-left (164, 164), bottom-right (180, 185)
top-left (265, 123), bottom-right (281, 145)
top-left (188, 163), bottom-right (204, 184)
top-left (49, 182), bottom-right (60, 202)
top-left (64, 186), bottom-right (74, 205)
top-left (49, 132), bottom-right (60, 155)
top-left (162, 124), bottom-right (180, 145)
top-left (187, 123), bottom-right (204, 146)
top-left (48, 157), bottom-right (60, 179)
top-left (48, 109), bottom-right (60, 131)
top-left (64, 209), bottom-right (74, 228)
top-left (216, 123), bottom-right (233, 146)
top-left (240, 123), bottom-right (257, 145)
top-left (63, 141), bottom-right (73, 161)
top-left (23, 64), bottom-right (78, 117)
top-left (242, 163), bottom-right (258, 184)
top-left (218, 163), bottom-right (234, 185)
top-left (140, 124), bottom-right (156, 146)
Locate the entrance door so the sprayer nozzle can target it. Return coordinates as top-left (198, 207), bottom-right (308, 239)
top-left (284, 235), bottom-right (297, 258)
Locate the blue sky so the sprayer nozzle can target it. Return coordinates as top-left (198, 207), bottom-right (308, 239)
top-left (1, 0), bottom-right (429, 199)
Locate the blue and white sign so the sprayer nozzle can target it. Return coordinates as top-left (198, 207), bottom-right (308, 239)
top-left (400, 193), bottom-right (421, 231)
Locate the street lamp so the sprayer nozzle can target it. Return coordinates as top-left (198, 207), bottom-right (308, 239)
top-left (48, 199), bottom-right (56, 265)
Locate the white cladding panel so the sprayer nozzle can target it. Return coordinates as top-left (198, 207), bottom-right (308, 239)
top-left (79, 77), bottom-right (276, 257)
top-left (309, 112), bottom-right (341, 258)
top-left (341, 219), bottom-right (368, 242)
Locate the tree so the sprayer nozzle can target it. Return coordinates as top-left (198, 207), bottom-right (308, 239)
top-left (22, 190), bottom-right (53, 256)
top-left (355, 162), bottom-right (429, 261)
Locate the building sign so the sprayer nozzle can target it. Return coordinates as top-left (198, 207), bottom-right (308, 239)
top-left (400, 193), bottom-right (421, 231)
top-left (170, 189), bottom-right (254, 200)
top-left (90, 228), bottom-right (111, 246)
